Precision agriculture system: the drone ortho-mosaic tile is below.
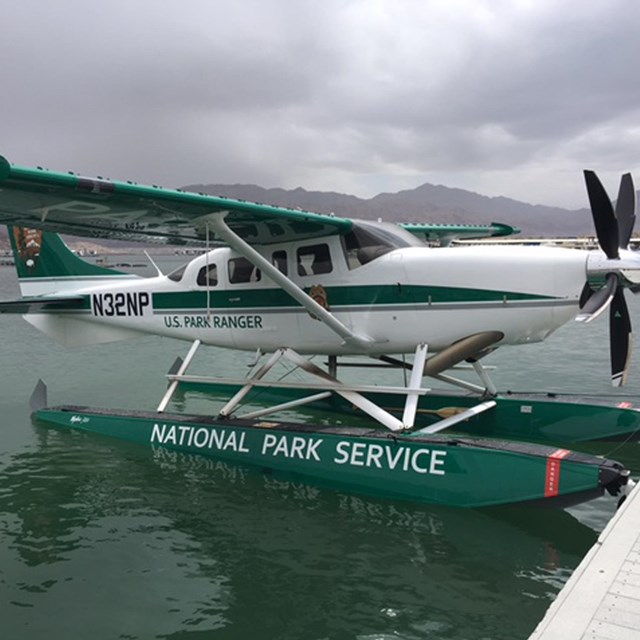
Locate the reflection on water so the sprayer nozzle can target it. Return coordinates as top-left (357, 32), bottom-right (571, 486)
top-left (0, 422), bottom-right (597, 640)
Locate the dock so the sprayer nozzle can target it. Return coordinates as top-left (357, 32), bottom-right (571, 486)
top-left (530, 482), bottom-right (640, 639)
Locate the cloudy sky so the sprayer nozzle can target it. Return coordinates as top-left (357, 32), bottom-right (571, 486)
top-left (2, 0), bottom-right (640, 209)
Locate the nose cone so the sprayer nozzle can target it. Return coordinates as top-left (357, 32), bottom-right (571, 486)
top-left (586, 249), bottom-right (640, 287)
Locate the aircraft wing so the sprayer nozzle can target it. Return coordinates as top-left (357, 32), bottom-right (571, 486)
top-left (0, 155), bottom-right (517, 248)
top-left (0, 156), bottom-right (352, 246)
top-left (401, 221), bottom-right (519, 246)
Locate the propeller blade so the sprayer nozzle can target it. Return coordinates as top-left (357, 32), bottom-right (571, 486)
top-left (576, 272), bottom-right (617, 323)
top-left (579, 281), bottom-right (594, 309)
top-left (615, 173), bottom-right (636, 249)
top-left (584, 170), bottom-right (620, 259)
top-left (610, 287), bottom-right (632, 387)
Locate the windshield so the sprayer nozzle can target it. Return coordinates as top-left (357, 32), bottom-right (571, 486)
top-left (342, 220), bottom-right (420, 268)
top-left (167, 262), bottom-right (188, 282)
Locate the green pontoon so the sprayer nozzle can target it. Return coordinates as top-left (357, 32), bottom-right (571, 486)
top-left (33, 396), bottom-right (630, 509)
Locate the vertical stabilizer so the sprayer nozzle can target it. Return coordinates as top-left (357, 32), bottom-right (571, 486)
top-left (8, 226), bottom-right (138, 296)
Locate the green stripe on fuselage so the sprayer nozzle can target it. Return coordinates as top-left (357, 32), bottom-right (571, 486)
top-left (39, 285), bottom-right (558, 316)
top-left (150, 284), bottom-right (555, 312)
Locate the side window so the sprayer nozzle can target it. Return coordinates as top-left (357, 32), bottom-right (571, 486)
top-left (297, 244), bottom-right (332, 276)
top-left (228, 257), bottom-right (261, 284)
top-left (272, 250), bottom-right (288, 275)
top-left (197, 264), bottom-right (218, 287)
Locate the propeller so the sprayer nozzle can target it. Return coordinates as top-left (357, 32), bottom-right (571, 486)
top-left (584, 170), bottom-right (619, 259)
top-left (579, 170), bottom-right (636, 386)
top-left (616, 173), bottom-right (636, 249)
top-left (610, 285), bottom-right (632, 386)
top-left (576, 272), bottom-right (617, 323)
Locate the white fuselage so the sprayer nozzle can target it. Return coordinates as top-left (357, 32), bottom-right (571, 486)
top-left (26, 239), bottom-right (589, 355)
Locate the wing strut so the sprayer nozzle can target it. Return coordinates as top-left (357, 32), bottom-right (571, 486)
top-left (206, 213), bottom-right (376, 351)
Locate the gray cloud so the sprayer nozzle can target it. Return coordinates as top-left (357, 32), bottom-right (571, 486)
top-left (2, 0), bottom-right (640, 208)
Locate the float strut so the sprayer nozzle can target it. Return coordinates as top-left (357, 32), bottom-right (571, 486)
top-left (218, 349), bottom-right (287, 418)
top-left (401, 343), bottom-right (428, 428)
top-left (412, 400), bottom-right (497, 435)
top-left (238, 392), bottom-right (332, 420)
top-left (471, 361), bottom-right (498, 396)
top-left (157, 340), bottom-right (202, 412)
top-left (281, 349), bottom-right (406, 432)
top-left (328, 355), bottom-right (337, 378)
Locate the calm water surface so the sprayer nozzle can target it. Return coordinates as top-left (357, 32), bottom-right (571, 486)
top-left (0, 261), bottom-right (639, 639)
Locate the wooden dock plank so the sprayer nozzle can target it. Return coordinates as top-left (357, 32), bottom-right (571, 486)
top-left (594, 594), bottom-right (640, 629)
top-left (584, 619), bottom-right (640, 640)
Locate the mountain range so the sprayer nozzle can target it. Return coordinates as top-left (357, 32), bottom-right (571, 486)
top-left (184, 181), bottom-right (594, 238)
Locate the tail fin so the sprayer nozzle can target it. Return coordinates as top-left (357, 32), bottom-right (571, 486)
top-left (8, 226), bottom-right (137, 296)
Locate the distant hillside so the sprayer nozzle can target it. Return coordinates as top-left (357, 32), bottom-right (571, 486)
top-left (0, 179), bottom-right (598, 250)
top-left (184, 181), bottom-right (594, 238)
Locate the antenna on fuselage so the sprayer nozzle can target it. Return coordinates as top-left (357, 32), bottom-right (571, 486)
top-left (144, 250), bottom-right (164, 277)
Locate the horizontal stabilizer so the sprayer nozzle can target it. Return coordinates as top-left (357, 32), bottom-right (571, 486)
top-left (24, 314), bottom-right (145, 347)
top-left (0, 296), bottom-right (85, 314)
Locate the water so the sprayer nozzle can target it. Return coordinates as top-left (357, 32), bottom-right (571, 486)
top-left (0, 260), bottom-right (639, 639)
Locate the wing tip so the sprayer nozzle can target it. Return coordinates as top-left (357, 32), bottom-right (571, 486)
top-left (0, 154), bottom-right (10, 181)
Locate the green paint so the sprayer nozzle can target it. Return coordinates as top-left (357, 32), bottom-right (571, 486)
top-left (9, 225), bottom-right (127, 279)
top-left (402, 221), bottom-right (519, 239)
top-left (35, 405), bottom-right (621, 508)
top-left (0, 155), bottom-right (9, 181)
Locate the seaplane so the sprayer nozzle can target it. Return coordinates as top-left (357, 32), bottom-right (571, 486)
top-left (0, 154), bottom-right (636, 508)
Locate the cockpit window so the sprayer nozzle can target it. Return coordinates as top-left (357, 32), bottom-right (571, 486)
top-left (167, 262), bottom-right (188, 282)
top-left (342, 220), bottom-right (419, 269)
top-left (228, 256), bottom-right (261, 283)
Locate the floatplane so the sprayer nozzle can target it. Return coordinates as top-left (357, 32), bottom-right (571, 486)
top-left (0, 154), bottom-right (636, 507)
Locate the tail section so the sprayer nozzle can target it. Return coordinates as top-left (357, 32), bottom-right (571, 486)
top-left (5, 226), bottom-right (145, 346)
top-left (9, 226), bottom-right (138, 296)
